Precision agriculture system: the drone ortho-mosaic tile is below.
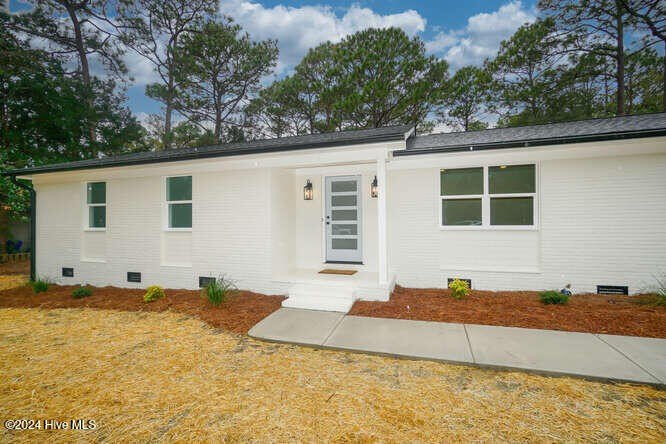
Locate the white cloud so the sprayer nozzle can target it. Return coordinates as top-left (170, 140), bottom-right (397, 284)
top-left (135, 112), bottom-right (153, 126)
top-left (219, 0), bottom-right (426, 73)
top-left (127, 1), bottom-right (427, 85)
top-left (125, 51), bottom-right (160, 86)
top-left (426, 1), bottom-right (536, 69)
top-left (66, 1), bottom-right (534, 88)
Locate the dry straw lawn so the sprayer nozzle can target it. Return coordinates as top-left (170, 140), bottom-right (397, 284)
top-left (1, 308), bottom-right (665, 443)
top-left (0, 275), bottom-right (27, 291)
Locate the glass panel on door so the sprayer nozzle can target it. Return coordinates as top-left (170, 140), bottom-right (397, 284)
top-left (332, 224), bottom-right (357, 235)
top-left (331, 180), bottom-right (357, 193)
top-left (331, 195), bottom-right (357, 206)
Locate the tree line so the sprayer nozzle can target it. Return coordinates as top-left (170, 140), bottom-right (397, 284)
top-left (1, 0), bottom-right (664, 217)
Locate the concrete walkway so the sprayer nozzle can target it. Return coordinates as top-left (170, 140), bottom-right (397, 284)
top-left (249, 308), bottom-right (666, 386)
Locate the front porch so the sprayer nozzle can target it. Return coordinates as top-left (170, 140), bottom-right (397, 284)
top-left (268, 153), bottom-right (392, 312)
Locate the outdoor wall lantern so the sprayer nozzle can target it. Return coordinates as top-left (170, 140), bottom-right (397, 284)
top-left (371, 175), bottom-right (378, 198)
top-left (303, 179), bottom-right (313, 200)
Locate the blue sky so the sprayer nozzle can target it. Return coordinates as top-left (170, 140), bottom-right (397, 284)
top-left (9, 0), bottom-right (539, 119)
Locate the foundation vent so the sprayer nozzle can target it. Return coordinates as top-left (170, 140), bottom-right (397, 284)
top-left (62, 267), bottom-right (74, 277)
top-left (199, 276), bottom-right (215, 288)
top-left (597, 285), bottom-right (628, 295)
top-left (127, 272), bottom-right (142, 283)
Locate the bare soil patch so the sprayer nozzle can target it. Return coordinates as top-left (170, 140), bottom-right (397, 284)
top-left (350, 286), bottom-right (666, 338)
top-left (0, 283), bottom-right (284, 334)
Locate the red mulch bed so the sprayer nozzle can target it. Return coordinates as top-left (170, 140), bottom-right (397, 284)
top-left (0, 259), bottom-right (30, 275)
top-left (349, 286), bottom-right (666, 338)
top-left (0, 284), bottom-right (285, 334)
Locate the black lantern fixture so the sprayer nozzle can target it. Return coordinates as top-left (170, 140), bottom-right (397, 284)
top-left (303, 179), bottom-right (313, 200)
top-left (371, 175), bottom-right (378, 198)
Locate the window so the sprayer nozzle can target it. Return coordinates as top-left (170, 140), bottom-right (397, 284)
top-left (440, 164), bottom-right (536, 228)
top-left (166, 176), bottom-right (192, 229)
top-left (489, 165), bottom-right (535, 226)
top-left (86, 182), bottom-right (106, 229)
top-left (440, 167), bottom-right (483, 226)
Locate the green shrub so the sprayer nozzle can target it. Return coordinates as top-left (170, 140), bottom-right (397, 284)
top-left (652, 274), bottom-right (666, 305)
top-left (448, 279), bottom-right (470, 300)
top-left (650, 293), bottom-right (666, 306)
top-left (143, 285), bottom-right (165, 303)
top-left (639, 274), bottom-right (666, 306)
top-left (72, 286), bottom-right (93, 299)
top-left (201, 276), bottom-right (237, 307)
top-left (540, 290), bottom-right (569, 305)
top-left (29, 278), bottom-right (50, 294)
top-left (638, 294), bottom-right (666, 306)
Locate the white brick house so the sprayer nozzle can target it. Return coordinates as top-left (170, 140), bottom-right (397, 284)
top-left (7, 113), bottom-right (666, 312)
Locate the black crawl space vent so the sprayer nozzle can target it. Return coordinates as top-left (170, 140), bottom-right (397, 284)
top-left (597, 285), bottom-right (628, 295)
top-left (448, 278), bottom-right (472, 288)
top-left (199, 276), bottom-right (215, 288)
top-left (127, 272), bottom-right (142, 283)
top-left (62, 267), bottom-right (74, 277)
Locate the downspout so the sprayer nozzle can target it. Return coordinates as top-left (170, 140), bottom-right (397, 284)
top-left (9, 175), bottom-right (35, 282)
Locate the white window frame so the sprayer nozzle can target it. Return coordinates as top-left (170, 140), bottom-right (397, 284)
top-left (439, 163), bottom-right (539, 231)
top-left (163, 175), bottom-right (193, 232)
top-left (84, 181), bottom-right (107, 231)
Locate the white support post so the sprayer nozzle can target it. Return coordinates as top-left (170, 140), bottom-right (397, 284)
top-left (377, 158), bottom-right (388, 285)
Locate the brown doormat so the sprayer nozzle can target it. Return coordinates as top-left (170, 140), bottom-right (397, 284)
top-left (318, 269), bottom-right (357, 275)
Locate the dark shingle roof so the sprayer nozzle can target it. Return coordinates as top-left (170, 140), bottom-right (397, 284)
top-left (401, 113), bottom-right (666, 156)
top-left (6, 114), bottom-right (666, 175)
top-left (5, 125), bottom-right (413, 176)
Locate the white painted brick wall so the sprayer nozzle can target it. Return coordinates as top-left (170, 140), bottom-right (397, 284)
top-left (35, 169), bottom-right (287, 294)
top-left (34, 147), bottom-right (666, 297)
top-left (389, 153), bottom-right (666, 294)
top-left (191, 169), bottom-right (279, 293)
top-left (35, 181), bottom-right (81, 281)
top-left (270, 169), bottom-right (295, 279)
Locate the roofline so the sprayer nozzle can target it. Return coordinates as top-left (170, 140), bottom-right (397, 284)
top-left (395, 128), bottom-right (666, 157)
top-left (3, 128), bottom-right (411, 177)
top-left (422, 111), bottom-right (666, 137)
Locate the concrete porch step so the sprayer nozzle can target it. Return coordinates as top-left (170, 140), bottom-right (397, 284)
top-left (282, 283), bottom-right (356, 313)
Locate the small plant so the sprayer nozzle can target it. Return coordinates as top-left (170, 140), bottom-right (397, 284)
top-left (201, 275), bottom-right (237, 307)
top-left (655, 274), bottom-right (666, 296)
top-left (143, 285), bottom-right (165, 303)
top-left (72, 286), bottom-right (93, 299)
top-left (29, 278), bottom-right (50, 294)
top-left (540, 290), bottom-right (570, 305)
top-left (448, 279), bottom-right (470, 300)
top-left (639, 274), bottom-right (666, 306)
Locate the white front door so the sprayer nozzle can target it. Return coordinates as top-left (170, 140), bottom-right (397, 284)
top-left (325, 175), bottom-right (362, 263)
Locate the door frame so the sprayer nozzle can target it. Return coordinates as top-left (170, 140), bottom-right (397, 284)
top-left (322, 175), bottom-right (363, 264)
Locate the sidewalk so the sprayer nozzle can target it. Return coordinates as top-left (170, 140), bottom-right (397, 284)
top-left (249, 308), bottom-right (666, 386)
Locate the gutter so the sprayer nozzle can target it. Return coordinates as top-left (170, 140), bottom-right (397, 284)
top-left (395, 128), bottom-right (666, 157)
top-left (9, 176), bottom-right (36, 282)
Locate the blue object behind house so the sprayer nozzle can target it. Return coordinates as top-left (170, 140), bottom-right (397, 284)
top-left (5, 240), bottom-right (23, 254)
